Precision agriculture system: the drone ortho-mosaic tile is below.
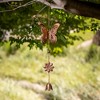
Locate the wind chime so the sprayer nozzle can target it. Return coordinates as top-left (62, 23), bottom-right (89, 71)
top-left (35, 3), bottom-right (60, 90)
top-left (38, 21), bottom-right (60, 91)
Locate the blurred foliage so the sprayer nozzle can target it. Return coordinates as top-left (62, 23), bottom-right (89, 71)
top-left (0, 0), bottom-right (100, 53)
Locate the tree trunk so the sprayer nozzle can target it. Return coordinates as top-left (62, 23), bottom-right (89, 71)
top-left (93, 30), bottom-right (100, 46)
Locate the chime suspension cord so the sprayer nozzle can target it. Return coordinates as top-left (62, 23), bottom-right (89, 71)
top-left (47, 6), bottom-right (51, 83)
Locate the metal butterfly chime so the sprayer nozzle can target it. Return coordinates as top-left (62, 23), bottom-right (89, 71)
top-left (38, 22), bottom-right (60, 91)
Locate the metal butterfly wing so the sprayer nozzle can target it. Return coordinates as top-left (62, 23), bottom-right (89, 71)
top-left (49, 23), bottom-right (60, 43)
top-left (38, 22), bottom-right (49, 44)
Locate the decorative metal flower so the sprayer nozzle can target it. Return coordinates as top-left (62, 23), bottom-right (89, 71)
top-left (44, 62), bottom-right (54, 73)
top-left (45, 82), bottom-right (53, 91)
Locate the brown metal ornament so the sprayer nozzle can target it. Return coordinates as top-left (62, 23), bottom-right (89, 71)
top-left (38, 22), bottom-right (60, 44)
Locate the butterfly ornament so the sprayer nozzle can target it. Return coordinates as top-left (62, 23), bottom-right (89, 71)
top-left (38, 22), bottom-right (60, 44)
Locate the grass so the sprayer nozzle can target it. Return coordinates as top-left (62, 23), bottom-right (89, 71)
top-left (0, 31), bottom-right (100, 100)
top-left (0, 78), bottom-right (44, 100)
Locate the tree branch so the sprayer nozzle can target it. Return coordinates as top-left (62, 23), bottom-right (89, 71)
top-left (36, 0), bottom-right (100, 20)
top-left (0, 0), bottom-right (23, 3)
top-left (35, 0), bottom-right (65, 9)
top-left (64, 0), bottom-right (100, 20)
top-left (0, 0), bottom-right (34, 12)
top-left (0, 0), bottom-right (100, 19)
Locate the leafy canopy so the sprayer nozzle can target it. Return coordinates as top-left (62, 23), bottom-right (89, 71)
top-left (0, 0), bottom-right (100, 53)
